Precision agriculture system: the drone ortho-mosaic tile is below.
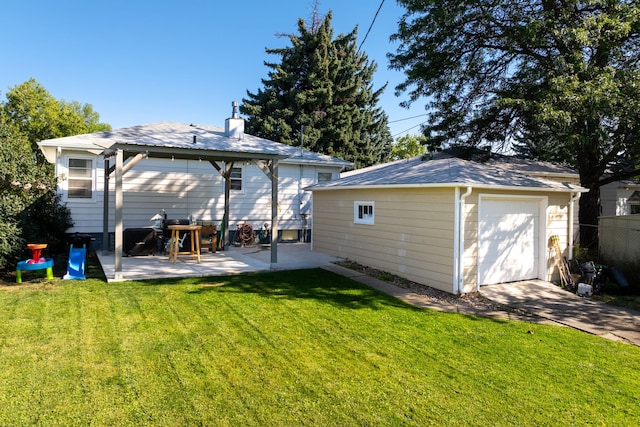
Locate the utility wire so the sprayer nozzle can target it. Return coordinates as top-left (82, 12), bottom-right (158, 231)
top-left (357, 0), bottom-right (385, 53)
top-left (392, 121), bottom-right (428, 138)
top-left (389, 113), bottom-right (429, 123)
top-left (352, 0), bottom-right (427, 140)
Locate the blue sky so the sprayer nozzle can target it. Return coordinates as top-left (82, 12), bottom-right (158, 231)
top-left (1, 0), bottom-right (427, 139)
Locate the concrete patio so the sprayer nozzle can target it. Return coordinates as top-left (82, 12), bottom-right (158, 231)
top-left (97, 243), bottom-right (343, 282)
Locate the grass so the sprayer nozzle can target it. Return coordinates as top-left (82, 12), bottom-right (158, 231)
top-left (0, 269), bottom-right (639, 426)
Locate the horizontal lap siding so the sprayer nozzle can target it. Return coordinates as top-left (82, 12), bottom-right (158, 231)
top-left (546, 192), bottom-right (573, 282)
top-left (63, 157), bottom-right (331, 234)
top-left (313, 188), bottom-right (456, 293)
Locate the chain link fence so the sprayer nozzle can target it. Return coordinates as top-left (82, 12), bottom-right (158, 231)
top-left (598, 215), bottom-right (640, 280)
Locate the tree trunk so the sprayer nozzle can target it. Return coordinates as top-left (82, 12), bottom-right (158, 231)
top-left (578, 187), bottom-right (600, 251)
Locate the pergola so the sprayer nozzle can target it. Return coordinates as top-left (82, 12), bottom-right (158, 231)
top-left (96, 121), bottom-right (290, 280)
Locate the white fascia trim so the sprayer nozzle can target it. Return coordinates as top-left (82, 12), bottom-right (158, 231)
top-left (309, 183), bottom-right (587, 193)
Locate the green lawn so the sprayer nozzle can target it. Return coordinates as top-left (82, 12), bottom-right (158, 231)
top-left (1, 269), bottom-right (639, 426)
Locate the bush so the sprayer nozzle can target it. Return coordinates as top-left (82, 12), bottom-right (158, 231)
top-left (0, 122), bottom-right (72, 269)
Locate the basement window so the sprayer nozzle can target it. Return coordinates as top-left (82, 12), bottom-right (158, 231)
top-left (354, 201), bottom-right (375, 225)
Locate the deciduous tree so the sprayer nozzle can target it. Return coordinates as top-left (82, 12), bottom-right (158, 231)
top-left (0, 79), bottom-right (109, 267)
top-left (391, 134), bottom-right (428, 160)
top-left (389, 0), bottom-right (640, 249)
top-left (3, 78), bottom-right (110, 164)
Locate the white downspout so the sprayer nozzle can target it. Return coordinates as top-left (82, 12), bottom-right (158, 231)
top-left (453, 188), bottom-right (460, 294)
top-left (456, 186), bottom-right (473, 295)
top-left (568, 192), bottom-right (581, 260)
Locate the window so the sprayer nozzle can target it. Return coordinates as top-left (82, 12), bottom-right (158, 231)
top-left (354, 201), bottom-right (374, 225)
top-left (67, 158), bottom-right (93, 198)
top-left (628, 191), bottom-right (640, 214)
top-left (230, 167), bottom-right (243, 191)
top-left (318, 172), bottom-right (333, 183)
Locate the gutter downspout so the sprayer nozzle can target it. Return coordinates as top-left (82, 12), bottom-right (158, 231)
top-left (455, 186), bottom-right (473, 295)
top-left (568, 192), bottom-right (581, 260)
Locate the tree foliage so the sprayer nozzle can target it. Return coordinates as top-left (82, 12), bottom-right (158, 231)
top-left (0, 120), bottom-right (72, 267)
top-left (0, 79), bottom-right (109, 268)
top-left (391, 134), bottom-right (428, 160)
top-left (241, 10), bottom-right (392, 169)
top-left (3, 78), bottom-right (110, 165)
top-left (389, 0), bottom-right (640, 248)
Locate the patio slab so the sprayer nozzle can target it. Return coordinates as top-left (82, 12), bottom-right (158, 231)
top-left (97, 243), bottom-right (343, 282)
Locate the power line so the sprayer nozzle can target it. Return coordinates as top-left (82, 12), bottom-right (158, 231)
top-left (391, 121), bottom-right (428, 138)
top-left (357, 0), bottom-right (385, 53)
top-left (389, 113), bottom-right (429, 123)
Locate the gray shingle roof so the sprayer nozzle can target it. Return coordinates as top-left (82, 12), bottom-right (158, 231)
top-left (310, 155), bottom-right (585, 192)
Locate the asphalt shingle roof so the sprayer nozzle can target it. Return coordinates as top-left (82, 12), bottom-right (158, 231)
top-left (310, 155), bottom-right (585, 192)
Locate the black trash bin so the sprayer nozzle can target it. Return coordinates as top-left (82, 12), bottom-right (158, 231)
top-left (123, 228), bottom-right (159, 256)
top-left (68, 233), bottom-right (93, 252)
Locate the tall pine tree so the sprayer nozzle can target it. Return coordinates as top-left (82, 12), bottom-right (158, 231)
top-left (240, 10), bottom-right (392, 169)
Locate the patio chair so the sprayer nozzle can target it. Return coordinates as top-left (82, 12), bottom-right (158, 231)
top-left (165, 231), bottom-right (189, 254)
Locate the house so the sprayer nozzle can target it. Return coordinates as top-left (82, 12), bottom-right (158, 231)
top-left (600, 180), bottom-right (640, 216)
top-left (37, 109), bottom-right (352, 253)
top-left (308, 153), bottom-right (586, 295)
top-left (486, 154), bottom-right (640, 217)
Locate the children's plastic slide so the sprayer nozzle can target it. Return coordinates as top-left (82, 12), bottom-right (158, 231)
top-left (63, 244), bottom-right (87, 280)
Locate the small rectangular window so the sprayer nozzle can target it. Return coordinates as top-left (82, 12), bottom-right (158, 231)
top-left (230, 167), bottom-right (242, 191)
top-left (318, 172), bottom-right (333, 183)
top-left (354, 201), bottom-right (374, 225)
top-left (68, 158), bottom-right (93, 198)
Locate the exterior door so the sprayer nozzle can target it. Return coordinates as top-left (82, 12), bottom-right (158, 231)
top-left (478, 197), bottom-right (543, 285)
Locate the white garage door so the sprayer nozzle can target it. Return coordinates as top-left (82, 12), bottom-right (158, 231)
top-left (478, 198), bottom-right (541, 285)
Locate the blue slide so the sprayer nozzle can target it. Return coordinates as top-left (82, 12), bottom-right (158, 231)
top-left (63, 244), bottom-right (87, 280)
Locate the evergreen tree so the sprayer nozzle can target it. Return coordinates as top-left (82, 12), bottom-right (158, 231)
top-left (241, 10), bottom-right (392, 169)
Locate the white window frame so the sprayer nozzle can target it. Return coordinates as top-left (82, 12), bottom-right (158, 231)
top-left (354, 201), bottom-right (375, 225)
top-left (63, 155), bottom-right (96, 201)
top-left (230, 166), bottom-right (243, 192)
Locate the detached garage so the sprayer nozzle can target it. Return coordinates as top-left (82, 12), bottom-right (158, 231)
top-left (309, 154), bottom-right (586, 295)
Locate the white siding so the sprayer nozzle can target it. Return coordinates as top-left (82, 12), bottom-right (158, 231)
top-left (57, 154), bottom-right (342, 235)
top-left (600, 181), bottom-right (640, 216)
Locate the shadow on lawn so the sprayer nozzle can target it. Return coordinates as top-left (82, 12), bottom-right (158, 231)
top-left (145, 268), bottom-right (414, 311)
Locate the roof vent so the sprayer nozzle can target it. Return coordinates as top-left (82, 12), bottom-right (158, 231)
top-left (231, 101), bottom-right (239, 118)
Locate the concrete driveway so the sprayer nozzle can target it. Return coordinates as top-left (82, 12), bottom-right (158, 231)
top-left (481, 280), bottom-right (640, 346)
